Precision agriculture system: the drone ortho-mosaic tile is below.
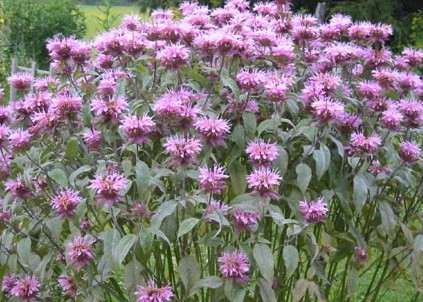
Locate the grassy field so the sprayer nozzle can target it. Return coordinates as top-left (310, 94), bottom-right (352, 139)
top-left (80, 5), bottom-right (142, 39)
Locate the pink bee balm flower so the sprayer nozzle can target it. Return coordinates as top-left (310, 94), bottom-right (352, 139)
top-left (58, 275), bottom-right (77, 298)
top-left (134, 280), bottom-right (174, 302)
top-left (245, 139), bottom-right (279, 167)
top-left (381, 108), bottom-right (403, 130)
top-left (232, 207), bottom-right (261, 232)
top-left (164, 135), bottom-right (202, 166)
top-left (194, 117), bottom-right (231, 146)
top-left (218, 250), bottom-right (250, 285)
top-left (121, 114), bottom-right (156, 145)
top-left (311, 97), bottom-right (345, 124)
top-left (8, 73), bottom-right (34, 91)
top-left (236, 69), bottom-right (265, 92)
top-left (51, 95), bottom-right (83, 119)
top-left (199, 165), bottom-right (228, 194)
top-left (89, 172), bottom-right (128, 207)
top-left (5, 175), bottom-right (32, 199)
top-left (299, 198), bottom-right (328, 224)
top-left (2, 274), bottom-right (19, 294)
top-left (83, 129), bottom-right (102, 151)
top-left (67, 235), bottom-right (95, 271)
top-left (157, 44), bottom-right (190, 69)
top-left (9, 129), bottom-right (32, 153)
top-left (205, 200), bottom-right (229, 218)
top-left (9, 275), bottom-right (40, 302)
top-left (348, 132), bottom-right (381, 155)
top-left (51, 189), bottom-right (82, 218)
top-left (247, 167), bottom-right (281, 199)
top-left (399, 141), bottom-right (421, 164)
top-left (91, 97), bottom-right (128, 123)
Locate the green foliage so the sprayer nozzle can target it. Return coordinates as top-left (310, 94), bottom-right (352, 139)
top-left (2, 0), bottom-right (86, 69)
top-left (410, 11), bottom-right (423, 48)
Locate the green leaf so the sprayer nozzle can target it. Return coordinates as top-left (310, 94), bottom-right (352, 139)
top-left (283, 245), bottom-right (299, 278)
top-left (48, 168), bottom-right (68, 187)
top-left (329, 135), bottom-right (344, 158)
top-left (189, 276), bottom-right (223, 297)
top-left (113, 234), bottom-right (137, 266)
top-left (17, 238), bottom-right (31, 267)
top-left (69, 165), bottom-right (91, 187)
top-left (122, 159), bottom-right (133, 176)
top-left (353, 174), bottom-right (368, 212)
top-left (273, 146), bottom-right (289, 175)
top-left (136, 161), bottom-right (151, 200)
top-left (228, 160), bottom-right (247, 195)
top-left (253, 244), bottom-right (274, 282)
top-left (242, 112), bottom-right (257, 137)
top-left (151, 201), bottom-right (178, 229)
top-left (379, 202), bottom-right (396, 233)
top-left (224, 280), bottom-right (246, 302)
top-left (296, 163), bottom-right (312, 194)
top-left (179, 255), bottom-right (201, 292)
top-left (65, 138), bottom-right (81, 160)
top-left (413, 235), bottom-right (423, 252)
top-left (313, 147), bottom-right (329, 180)
top-left (221, 69), bottom-right (240, 97)
top-left (258, 119), bottom-right (273, 136)
top-left (293, 279), bottom-right (309, 302)
top-left (230, 124), bottom-right (246, 149)
top-left (347, 267), bottom-right (359, 298)
top-left (258, 278), bottom-right (277, 302)
top-left (104, 229), bottom-right (121, 269)
top-left (177, 218), bottom-right (199, 238)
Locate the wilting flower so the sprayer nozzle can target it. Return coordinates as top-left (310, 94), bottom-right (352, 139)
top-left (51, 189), bottom-right (82, 218)
top-left (2, 274), bottom-right (19, 294)
top-left (5, 175), bottom-right (32, 199)
top-left (67, 235), bottom-right (95, 271)
top-left (247, 167), bottom-right (281, 199)
top-left (194, 117), bottom-right (231, 146)
top-left (246, 139), bottom-right (279, 167)
top-left (9, 275), bottom-right (40, 302)
top-left (58, 275), bottom-right (77, 298)
top-left (199, 165), bottom-right (228, 194)
top-left (134, 280), bottom-right (174, 302)
top-left (89, 172), bottom-right (128, 207)
top-left (164, 135), bottom-right (202, 166)
top-left (399, 141), bottom-right (421, 164)
top-left (218, 250), bottom-right (250, 285)
top-left (299, 198), bottom-right (328, 224)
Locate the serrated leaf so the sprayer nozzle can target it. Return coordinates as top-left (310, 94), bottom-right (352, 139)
top-left (258, 278), bottom-right (277, 302)
top-left (283, 245), bottom-right (299, 278)
top-left (48, 168), bottom-right (68, 187)
top-left (177, 218), bottom-right (199, 238)
top-left (296, 163), bottom-right (312, 194)
top-left (353, 174), bottom-right (368, 212)
top-left (113, 234), bottom-right (137, 266)
top-left (179, 255), bottom-right (201, 292)
top-left (253, 244), bottom-right (274, 282)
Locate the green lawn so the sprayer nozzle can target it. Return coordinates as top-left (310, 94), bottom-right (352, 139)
top-left (80, 5), bottom-right (142, 39)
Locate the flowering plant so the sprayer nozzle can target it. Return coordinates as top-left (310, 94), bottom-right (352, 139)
top-left (1, 1), bottom-right (422, 301)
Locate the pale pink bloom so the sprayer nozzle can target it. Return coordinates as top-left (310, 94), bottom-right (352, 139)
top-left (8, 73), bottom-right (33, 91)
top-left (253, 2), bottom-right (278, 16)
top-left (348, 21), bottom-right (372, 43)
top-left (134, 280), bottom-right (174, 302)
top-left (94, 30), bottom-right (127, 56)
top-left (246, 139), bottom-right (278, 167)
top-left (369, 160), bottom-right (392, 174)
top-left (271, 42), bottom-right (295, 65)
top-left (97, 76), bottom-right (116, 97)
top-left (398, 99), bottom-right (423, 127)
top-left (0, 125), bottom-right (10, 148)
top-left (218, 251), bottom-right (250, 285)
top-left (358, 81), bottom-right (382, 99)
top-left (369, 23), bottom-right (393, 43)
top-left (199, 165), bottom-right (228, 194)
top-left (381, 108), bottom-right (403, 130)
top-left (121, 14), bottom-right (142, 31)
top-left (164, 135), bottom-right (202, 166)
top-left (247, 167), bottom-right (281, 199)
top-left (51, 95), bottom-right (83, 119)
top-left (364, 48), bottom-right (392, 67)
top-left (9, 275), bottom-right (40, 302)
top-left (9, 129), bottom-right (32, 153)
top-left (151, 9), bottom-right (174, 21)
top-left (205, 200), bottom-right (229, 218)
top-left (299, 198), bottom-right (328, 223)
top-left (157, 44), bottom-right (190, 69)
top-left (337, 113), bottom-right (362, 132)
top-left (399, 141), bottom-right (421, 164)
top-left (91, 97), bottom-right (128, 122)
top-left (121, 114), bottom-right (156, 145)
top-left (402, 48), bottom-right (423, 68)
top-left (2, 274), bottom-right (19, 294)
top-left (58, 275), bottom-right (77, 298)
top-left (70, 41), bottom-right (91, 65)
top-left (67, 235), bottom-right (95, 271)
top-left (89, 173), bottom-right (128, 207)
top-left (194, 117), bottom-right (230, 146)
top-left (236, 69), bottom-right (265, 92)
top-left (311, 97), bottom-right (345, 124)
top-left (372, 69), bottom-right (398, 88)
top-left (33, 77), bottom-right (60, 92)
top-left (47, 36), bottom-right (79, 61)
top-left (348, 132), bottom-right (381, 155)
top-left (51, 189), bottom-right (82, 218)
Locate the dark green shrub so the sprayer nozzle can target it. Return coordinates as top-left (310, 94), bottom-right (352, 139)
top-left (2, 0), bottom-right (86, 69)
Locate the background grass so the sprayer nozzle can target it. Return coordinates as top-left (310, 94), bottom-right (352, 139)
top-left (80, 5), bottom-right (141, 39)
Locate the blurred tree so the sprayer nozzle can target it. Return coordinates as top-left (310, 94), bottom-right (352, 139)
top-left (2, 0), bottom-right (86, 69)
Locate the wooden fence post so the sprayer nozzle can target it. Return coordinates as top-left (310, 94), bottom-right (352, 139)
top-left (315, 2), bottom-right (327, 23)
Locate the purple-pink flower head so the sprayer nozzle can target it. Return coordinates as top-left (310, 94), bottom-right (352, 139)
top-left (399, 141), bottom-right (421, 164)
top-left (5, 175), bottom-right (32, 199)
top-left (67, 235), bottom-right (95, 271)
top-left (58, 275), bottom-right (77, 298)
top-left (246, 139), bottom-right (279, 167)
top-left (194, 117), bottom-right (231, 146)
top-left (51, 95), bottom-right (83, 119)
top-left (9, 275), bottom-right (40, 302)
top-left (205, 199), bottom-right (229, 220)
top-left (134, 280), bottom-right (174, 302)
top-left (218, 250), bottom-right (250, 285)
top-left (358, 81), bottom-right (382, 99)
top-left (51, 189), bottom-right (82, 218)
top-left (47, 36), bottom-right (78, 61)
top-left (8, 73), bottom-right (34, 91)
top-left (83, 129), bottom-right (102, 151)
top-left (121, 14), bottom-right (142, 31)
top-left (247, 167), bottom-right (281, 199)
top-left (157, 44), bottom-right (190, 69)
top-left (199, 165), bottom-right (228, 194)
top-left (164, 135), bottom-right (202, 166)
top-left (2, 274), bottom-right (19, 294)
top-left (398, 99), bottom-right (423, 128)
top-left (311, 97), bottom-right (345, 124)
top-left (380, 107), bottom-right (403, 130)
top-left (236, 69), bottom-right (265, 93)
top-left (9, 129), bottom-right (32, 153)
top-left (89, 172), bottom-right (128, 207)
top-left (299, 198), bottom-right (328, 224)
top-left (402, 48), bottom-right (423, 68)
top-left (232, 207), bottom-right (261, 232)
top-left (91, 97), bottom-right (128, 123)
top-left (121, 114), bottom-right (156, 145)
top-left (369, 23), bottom-right (393, 44)
top-left (348, 132), bottom-right (381, 155)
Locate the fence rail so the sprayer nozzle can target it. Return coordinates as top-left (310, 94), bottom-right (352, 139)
top-left (9, 58), bottom-right (53, 102)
